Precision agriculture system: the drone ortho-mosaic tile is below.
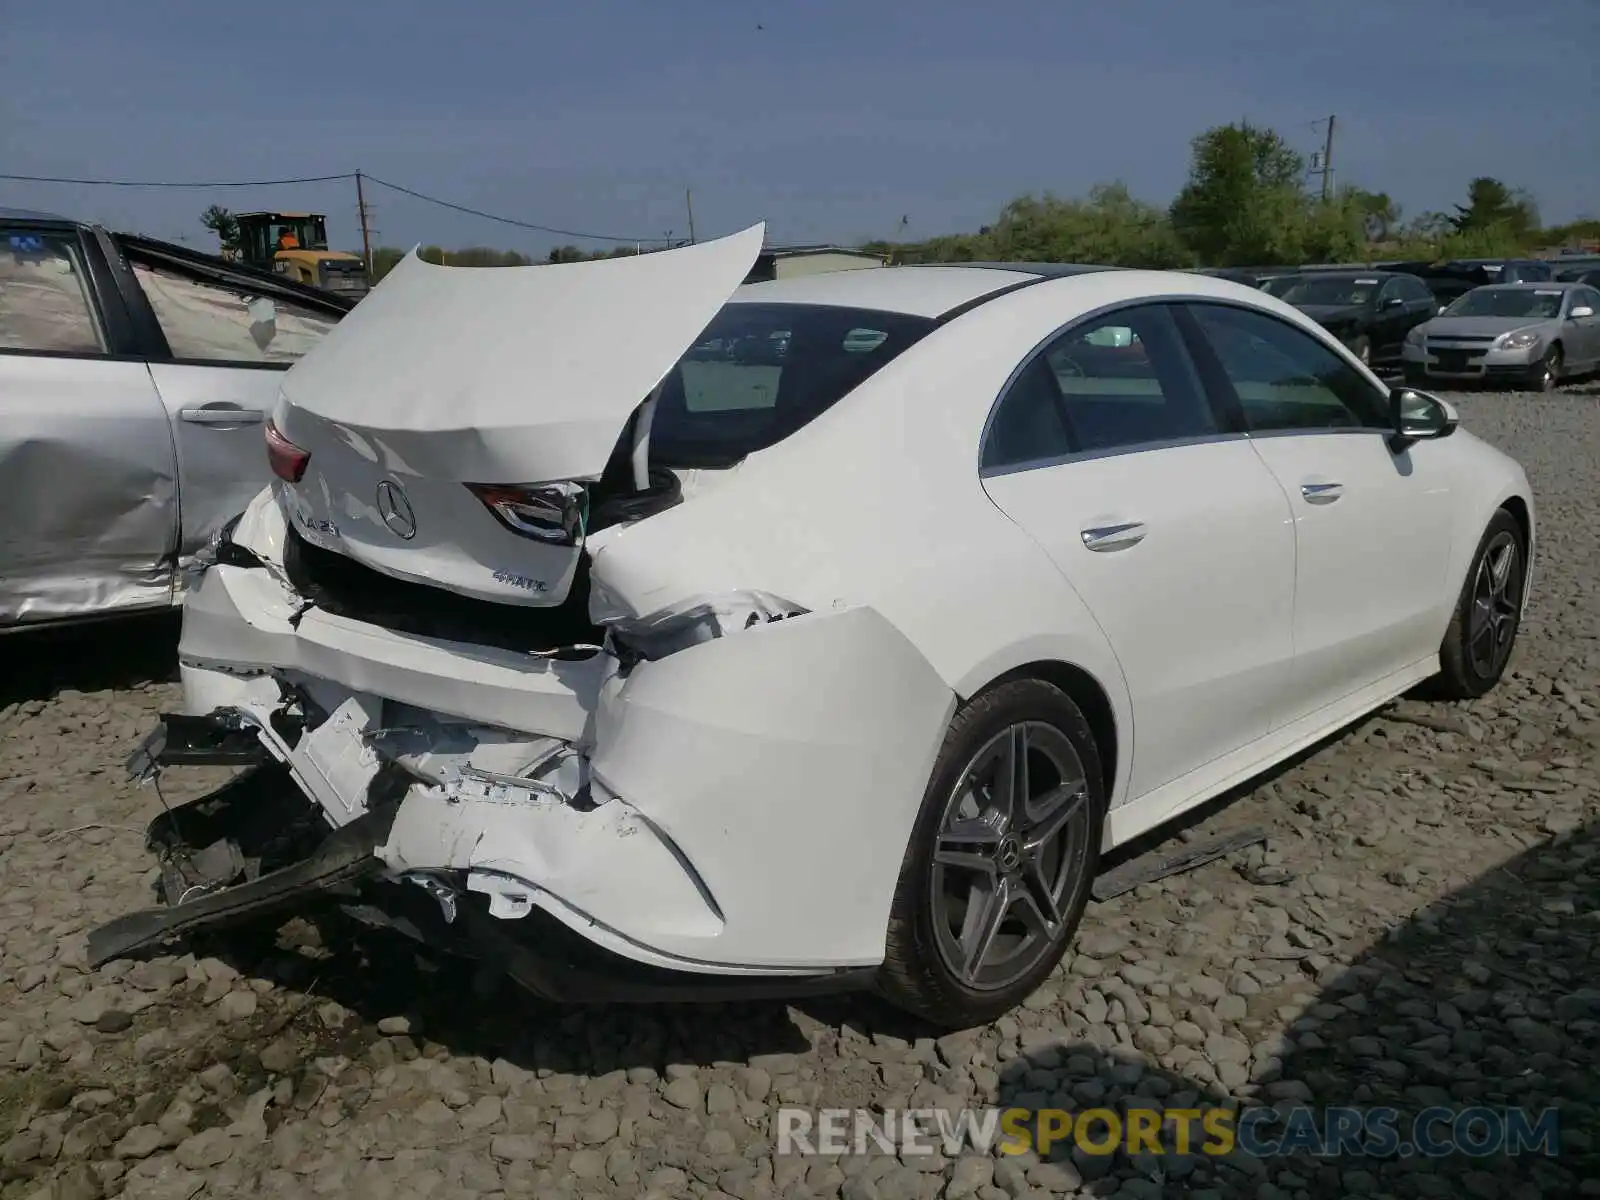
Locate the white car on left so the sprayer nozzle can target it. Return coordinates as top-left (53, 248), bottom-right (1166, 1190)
top-left (0, 206), bottom-right (352, 631)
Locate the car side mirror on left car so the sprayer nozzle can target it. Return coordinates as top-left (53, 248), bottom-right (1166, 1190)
top-left (1382, 296), bottom-right (1404, 309)
top-left (1571, 305), bottom-right (1595, 319)
top-left (1389, 386), bottom-right (1459, 450)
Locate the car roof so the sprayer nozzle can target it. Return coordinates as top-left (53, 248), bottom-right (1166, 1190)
top-left (731, 262), bottom-right (1119, 319)
top-left (1270, 269), bottom-right (1400, 280)
top-left (1474, 280), bottom-right (1578, 291)
top-left (0, 205), bottom-right (71, 223)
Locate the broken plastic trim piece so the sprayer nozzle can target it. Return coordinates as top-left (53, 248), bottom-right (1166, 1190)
top-left (592, 589), bottom-right (811, 663)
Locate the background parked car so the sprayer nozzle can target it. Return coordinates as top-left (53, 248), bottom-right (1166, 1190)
top-left (1389, 259), bottom-right (1557, 309)
top-left (0, 207), bottom-right (353, 630)
top-left (1402, 281), bottom-right (1600, 391)
top-left (1259, 270), bottom-right (1437, 368)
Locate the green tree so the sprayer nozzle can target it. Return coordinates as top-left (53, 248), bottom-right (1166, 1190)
top-left (1451, 177), bottom-right (1539, 238)
top-left (200, 205), bottom-right (240, 253)
top-left (1169, 123), bottom-right (1309, 265)
top-left (1348, 189), bottom-right (1402, 243)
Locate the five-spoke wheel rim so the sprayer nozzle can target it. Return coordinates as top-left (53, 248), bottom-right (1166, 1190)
top-left (1468, 531), bottom-right (1521, 677)
top-left (929, 722), bottom-right (1093, 992)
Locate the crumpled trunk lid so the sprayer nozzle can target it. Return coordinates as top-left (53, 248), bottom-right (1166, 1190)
top-left (269, 224), bottom-right (764, 606)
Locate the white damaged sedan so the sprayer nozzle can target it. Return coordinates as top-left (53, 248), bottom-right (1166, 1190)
top-left (92, 225), bottom-right (1535, 1026)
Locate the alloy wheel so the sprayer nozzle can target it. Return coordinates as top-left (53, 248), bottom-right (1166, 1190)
top-left (929, 722), bottom-right (1093, 991)
top-left (1468, 531), bottom-right (1521, 677)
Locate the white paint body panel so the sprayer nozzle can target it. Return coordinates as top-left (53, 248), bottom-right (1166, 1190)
top-left (1244, 431), bottom-right (1457, 722)
top-left (275, 224), bottom-right (766, 484)
top-left (982, 441), bottom-right (1297, 801)
top-left (178, 266), bottom-right (1536, 977)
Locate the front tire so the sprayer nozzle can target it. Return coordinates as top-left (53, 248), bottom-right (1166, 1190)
top-left (1433, 509), bottom-right (1527, 700)
top-left (1528, 345), bottom-right (1562, 392)
top-left (876, 679), bottom-right (1104, 1028)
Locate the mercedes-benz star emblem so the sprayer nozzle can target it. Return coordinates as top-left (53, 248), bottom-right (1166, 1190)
top-left (376, 480), bottom-right (417, 540)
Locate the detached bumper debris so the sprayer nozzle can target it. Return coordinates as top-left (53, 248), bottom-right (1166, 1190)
top-left (1090, 826), bottom-right (1267, 901)
top-left (87, 775), bottom-right (395, 968)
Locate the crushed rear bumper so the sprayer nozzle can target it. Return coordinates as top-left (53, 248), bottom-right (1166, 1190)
top-left (92, 520), bottom-right (957, 994)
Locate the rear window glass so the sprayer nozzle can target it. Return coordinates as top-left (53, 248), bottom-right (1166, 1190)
top-left (648, 302), bottom-right (936, 468)
top-left (133, 263), bottom-right (339, 363)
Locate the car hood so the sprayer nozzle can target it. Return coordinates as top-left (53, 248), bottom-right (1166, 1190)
top-left (276, 222), bottom-right (766, 484)
top-left (1419, 315), bottom-right (1559, 339)
top-left (1292, 303), bottom-right (1365, 325)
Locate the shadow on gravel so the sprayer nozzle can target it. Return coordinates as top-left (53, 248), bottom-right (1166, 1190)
top-left (182, 909), bottom-right (818, 1076)
top-left (0, 612), bottom-right (180, 708)
top-left (970, 817), bottom-right (1598, 1198)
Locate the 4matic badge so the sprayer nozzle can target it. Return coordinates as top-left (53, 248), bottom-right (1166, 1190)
top-left (493, 570), bottom-right (548, 593)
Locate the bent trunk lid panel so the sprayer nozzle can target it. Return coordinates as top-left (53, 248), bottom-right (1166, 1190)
top-left (270, 225), bottom-right (765, 605)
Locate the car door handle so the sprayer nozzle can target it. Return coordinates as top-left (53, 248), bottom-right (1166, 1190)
top-left (1300, 481), bottom-right (1344, 504)
top-left (179, 405), bottom-right (266, 426)
top-left (1080, 521), bottom-right (1147, 552)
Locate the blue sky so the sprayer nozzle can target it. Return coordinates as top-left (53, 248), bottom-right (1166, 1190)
top-left (2, 0), bottom-right (1595, 255)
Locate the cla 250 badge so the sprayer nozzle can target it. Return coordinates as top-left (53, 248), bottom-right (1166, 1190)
top-left (493, 570), bottom-right (547, 593)
top-left (292, 507), bottom-right (339, 539)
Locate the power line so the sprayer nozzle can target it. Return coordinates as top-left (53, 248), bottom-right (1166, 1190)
top-left (1, 168), bottom-right (662, 243)
top-left (0, 171), bottom-right (353, 187)
top-left (360, 174), bottom-right (653, 243)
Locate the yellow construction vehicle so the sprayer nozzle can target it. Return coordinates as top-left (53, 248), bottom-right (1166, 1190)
top-left (229, 212), bottom-right (369, 298)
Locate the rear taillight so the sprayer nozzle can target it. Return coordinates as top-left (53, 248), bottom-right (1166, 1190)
top-left (265, 421), bottom-right (310, 483)
top-left (465, 482), bottom-right (586, 545)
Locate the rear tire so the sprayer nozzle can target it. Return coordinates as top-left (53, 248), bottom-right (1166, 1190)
top-left (876, 679), bottom-right (1104, 1028)
top-left (1433, 508), bottom-right (1527, 700)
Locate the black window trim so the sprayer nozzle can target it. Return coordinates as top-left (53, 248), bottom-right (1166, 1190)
top-left (978, 293), bottom-right (1401, 479)
top-left (1174, 299), bottom-right (1395, 437)
top-left (978, 298), bottom-right (1247, 478)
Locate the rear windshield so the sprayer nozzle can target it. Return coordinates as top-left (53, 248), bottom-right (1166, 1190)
top-left (1274, 277), bottom-right (1376, 307)
top-left (647, 302), bottom-right (936, 469)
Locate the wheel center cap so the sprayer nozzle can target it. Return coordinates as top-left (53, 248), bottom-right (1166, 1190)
top-left (997, 836), bottom-right (1023, 871)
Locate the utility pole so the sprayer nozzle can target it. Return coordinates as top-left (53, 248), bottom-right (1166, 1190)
top-left (685, 188), bottom-right (697, 244)
top-left (355, 170), bottom-right (374, 275)
top-left (1310, 116), bottom-right (1336, 201)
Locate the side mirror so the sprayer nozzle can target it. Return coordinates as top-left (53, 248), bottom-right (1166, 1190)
top-left (1382, 296), bottom-right (1404, 309)
top-left (1571, 305), bottom-right (1595, 319)
top-left (1389, 387), bottom-right (1458, 450)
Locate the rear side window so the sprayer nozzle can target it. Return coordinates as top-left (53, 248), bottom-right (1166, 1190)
top-left (983, 303), bottom-right (1217, 468)
top-left (649, 303), bottom-right (935, 468)
top-left (0, 230), bottom-right (105, 355)
top-left (133, 263), bottom-right (339, 364)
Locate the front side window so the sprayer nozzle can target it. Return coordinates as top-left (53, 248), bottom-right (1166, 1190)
top-left (1186, 302), bottom-right (1389, 432)
top-left (648, 302), bottom-right (935, 468)
top-left (133, 263), bottom-right (339, 364)
top-left (983, 303), bottom-right (1217, 468)
top-left (0, 229), bottom-right (105, 355)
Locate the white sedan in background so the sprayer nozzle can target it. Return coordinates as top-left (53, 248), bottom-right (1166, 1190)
top-left (93, 227), bottom-right (1534, 1028)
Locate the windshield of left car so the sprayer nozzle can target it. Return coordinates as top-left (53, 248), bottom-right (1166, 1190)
top-left (1276, 278), bottom-right (1375, 307)
top-left (646, 302), bottom-right (937, 469)
top-left (1443, 288), bottom-right (1564, 319)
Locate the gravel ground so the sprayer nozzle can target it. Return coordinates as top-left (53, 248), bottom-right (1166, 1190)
top-left (2, 387), bottom-right (1597, 1200)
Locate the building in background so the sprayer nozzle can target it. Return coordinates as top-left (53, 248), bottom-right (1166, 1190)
top-left (744, 244), bottom-right (887, 283)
